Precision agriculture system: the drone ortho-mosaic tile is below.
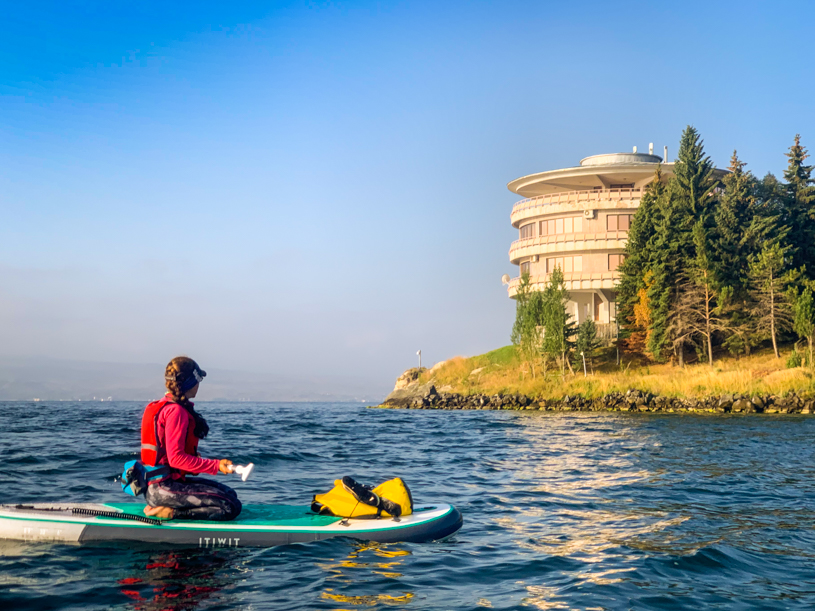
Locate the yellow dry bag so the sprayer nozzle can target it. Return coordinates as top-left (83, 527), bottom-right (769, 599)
top-left (312, 476), bottom-right (413, 519)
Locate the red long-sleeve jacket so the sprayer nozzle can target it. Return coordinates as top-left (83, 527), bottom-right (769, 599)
top-left (142, 397), bottom-right (219, 480)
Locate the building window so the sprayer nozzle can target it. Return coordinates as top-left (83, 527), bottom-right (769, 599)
top-left (520, 261), bottom-right (531, 275)
top-left (606, 214), bottom-right (633, 231)
top-left (610, 183), bottom-right (634, 189)
top-left (547, 255), bottom-right (582, 273)
top-left (540, 216), bottom-right (583, 236)
top-left (520, 224), bottom-right (535, 239)
top-left (619, 214), bottom-right (630, 231)
top-left (608, 253), bottom-right (626, 270)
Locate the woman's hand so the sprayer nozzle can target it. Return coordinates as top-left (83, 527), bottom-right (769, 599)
top-left (218, 459), bottom-right (234, 474)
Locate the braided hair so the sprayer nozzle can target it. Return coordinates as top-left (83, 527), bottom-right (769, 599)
top-left (165, 356), bottom-right (210, 439)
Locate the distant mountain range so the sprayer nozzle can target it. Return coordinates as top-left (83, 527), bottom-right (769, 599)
top-left (0, 357), bottom-right (387, 403)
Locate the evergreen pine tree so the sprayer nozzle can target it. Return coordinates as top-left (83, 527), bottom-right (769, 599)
top-left (756, 172), bottom-right (785, 220)
top-left (711, 151), bottom-right (779, 355)
top-left (783, 135), bottom-right (815, 277)
top-left (617, 166), bottom-right (664, 356)
top-left (671, 126), bottom-right (720, 221)
top-left (680, 220), bottom-right (729, 366)
top-left (648, 188), bottom-right (684, 361)
top-left (793, 285), bottom-right (815, 368)
top-left (541, 267), bottom-right (576, 376)
top-left (574, 319), bottom-right (600, 375)
top-left (714, 151), bottom-right (755, 292)
top-left (748, 241), bottom-right (797, 359)
top-left (665, 277), bottom-right (697, 367)
top-left (510, 272), bottom-right (545, 377)
top-left (648, 126), bottom-right (720, 361)
top-left (510, 271), bottom-right (532, 348)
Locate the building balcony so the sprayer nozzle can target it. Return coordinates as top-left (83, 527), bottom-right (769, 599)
top-left (506, 272), bottom-right (622, 297)
top-left (508, 232), bottom-right (629, 264)
top-left (510, 188), bottom-right (642, 227)
top-left (593, 323), bottom-right (619, 342)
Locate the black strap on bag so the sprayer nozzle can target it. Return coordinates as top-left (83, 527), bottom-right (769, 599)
top-left (341, 476), bottom-right (402, 518)
top-left (310, 476), bottom-right (404, 519)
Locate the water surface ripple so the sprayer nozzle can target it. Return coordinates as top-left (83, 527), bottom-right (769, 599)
top-left (2, 401), bottom-right (815, 610)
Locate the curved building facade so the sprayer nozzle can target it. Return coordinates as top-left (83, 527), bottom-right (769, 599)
top-left (506, 147), bottom-right (723, 339)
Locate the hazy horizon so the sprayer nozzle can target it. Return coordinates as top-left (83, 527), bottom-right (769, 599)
top-left (0, 355), bottom-right (385, 402)
top-left (2, 1), bottom-right (814, 400)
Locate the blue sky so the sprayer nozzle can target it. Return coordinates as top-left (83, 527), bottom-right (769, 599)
top-left (1, 1), bottom-right (814, 398)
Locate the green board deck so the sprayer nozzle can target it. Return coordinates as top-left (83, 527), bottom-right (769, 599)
top-left (105, 502), bottom-right (342, 528)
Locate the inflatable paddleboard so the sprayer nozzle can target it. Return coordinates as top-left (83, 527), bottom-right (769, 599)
top-left (0, 502), bottom-right (462, 547)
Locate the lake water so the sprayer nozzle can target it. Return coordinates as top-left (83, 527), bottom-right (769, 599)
top-left (2, 401), bottom-right (815, 610)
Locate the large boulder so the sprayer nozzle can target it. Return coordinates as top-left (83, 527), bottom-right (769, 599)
top-left (428, 360), bottom-right (447, 374)
top-left (731, 398), bottom-right (753, 413)
top-left (718, 394), bottom-right (734, 410)
top-left (383, 382), bottom-right (437, 408)
top-left (393, 367), bottom-right (427, 391)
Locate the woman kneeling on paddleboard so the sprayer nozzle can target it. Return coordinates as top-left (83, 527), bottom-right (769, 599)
top-left (141, 356), bottom-right (242, 521)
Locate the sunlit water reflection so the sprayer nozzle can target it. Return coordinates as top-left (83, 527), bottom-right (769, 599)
top-left (3, 402), bottom-right (815, 610)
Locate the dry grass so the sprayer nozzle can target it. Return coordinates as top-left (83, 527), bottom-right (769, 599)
top-left (419, 345), bottom-right (815, 400)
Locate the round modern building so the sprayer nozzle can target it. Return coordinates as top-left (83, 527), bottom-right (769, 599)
top-left (506, 147), bottom-right (725, 341)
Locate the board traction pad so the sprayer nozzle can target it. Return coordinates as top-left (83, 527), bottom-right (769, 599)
top-left (104, 502), bottom-right (342, 528)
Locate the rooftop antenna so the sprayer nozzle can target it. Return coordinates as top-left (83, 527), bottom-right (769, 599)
top-left (501, 274), bottom-right (510, 285)
top-left (649, 142), bottom-right (654, 155)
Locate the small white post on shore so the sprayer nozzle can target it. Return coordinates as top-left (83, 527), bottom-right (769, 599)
top-left (417, 350), bottom-right (422, 369)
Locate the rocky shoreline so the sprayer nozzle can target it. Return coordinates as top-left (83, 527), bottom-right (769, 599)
top-left (377, 382), bottom-right (815, 414)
